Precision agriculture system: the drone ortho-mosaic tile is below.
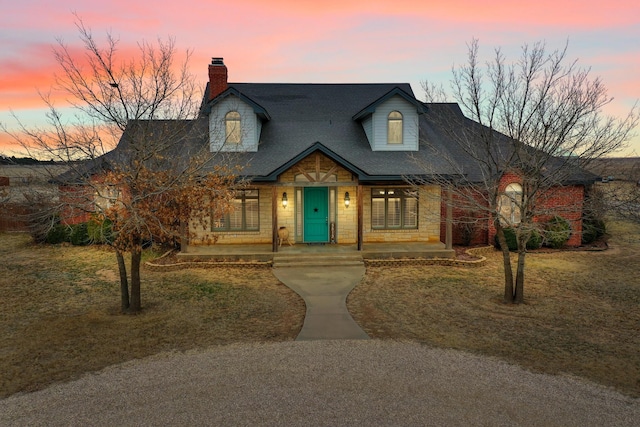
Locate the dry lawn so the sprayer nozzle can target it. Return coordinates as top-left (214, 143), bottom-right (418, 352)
top-left (2, 220), bottom-right (639, 400)
top-left (0, 235), bottom-right (304, 398)
top-left (348, 220), bottom-right (640, 397)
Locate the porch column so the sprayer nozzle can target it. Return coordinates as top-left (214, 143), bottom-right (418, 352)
top-left (445, 186), bottom-right (453, 250)
top-left (272, 186), bottom-right (278, 253)
top-left (357, 184), bottom-right (363, 251)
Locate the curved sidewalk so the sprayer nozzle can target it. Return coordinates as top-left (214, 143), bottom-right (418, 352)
top-left (272, 266), bottom-right (369, 340)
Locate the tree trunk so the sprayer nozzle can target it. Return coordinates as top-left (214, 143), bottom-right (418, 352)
top-left (115, 248), bottom-right (130, 312)
top-left (495, 224), bottom-right (515, 303)
top-left (514, 249), bottom-right (526, 303)
top-left (514, 227), bottom-right (530, 304)
top-left (129, 246), bottom-right (142, 313)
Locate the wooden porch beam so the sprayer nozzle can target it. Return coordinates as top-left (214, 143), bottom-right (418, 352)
top-left (319, 165), bottom-right (338, 182)
top-left (295, 166), bottom-right (316, 182)
top-left (445, 186), bottom-right (453, 250)
top-left (272, 186), bottom-right (278, 252)
top-left (357, 184), bottom-right (363, 251)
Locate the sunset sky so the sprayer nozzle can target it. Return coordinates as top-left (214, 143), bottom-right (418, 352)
top-left (1, 0), bottom-right (639, 156)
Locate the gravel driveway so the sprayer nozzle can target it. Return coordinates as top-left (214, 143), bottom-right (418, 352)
top-left (1, 340), bottom-right (638, 426)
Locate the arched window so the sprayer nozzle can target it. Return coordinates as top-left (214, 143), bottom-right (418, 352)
top-left (225, 111), bottom-right (241, 144)
top-left (500, 183), bottom-right (522, 224)
top-left (388, 111), bottom-right (403, 144)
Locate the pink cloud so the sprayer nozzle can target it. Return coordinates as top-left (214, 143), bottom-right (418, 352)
top-left (2, 0), bottom-right (638, 155)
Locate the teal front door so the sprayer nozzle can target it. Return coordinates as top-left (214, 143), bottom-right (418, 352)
top-left (303, 187), bottom-right (329, 242)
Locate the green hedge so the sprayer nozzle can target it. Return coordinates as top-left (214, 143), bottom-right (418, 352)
top-left (544, 216), bottom-right (572, 249)
top-left (43, 218), bottom-right (112, 246)
top-left (87, 216), bottom-right (113, 244)
top-left (582, 217), bottom-right (605, 244)
top-left (495, 227), bottom-right (542, 251)
top-left (69, 223), bottom-right (90, 246)
top-left (45, 224), bottom-right (69, 244)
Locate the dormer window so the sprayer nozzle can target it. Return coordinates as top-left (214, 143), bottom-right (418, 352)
top-left (388, 111), bottom-right (403, 144)
top-left (225, 111), bottom-right (241, 144)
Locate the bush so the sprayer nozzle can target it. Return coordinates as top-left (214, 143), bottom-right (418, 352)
top-left (495, 227), bottom-right (542, 251)
top-left (526, 229), bottom-right (543, 250)
top-left (69, 222), bottom-right (90, 246)
top-left (544, 216), bottom-right (572, 249)
top-left (87, 216), bottom-right (113, 244)
top-left (495, 227), bottom-right (518, 251)
top-left (455, 221), bottom-right (479, 246)
top-left (582, 217), bottom-right (606, 244)
top-left (45, 224), bottom-right (70, 244)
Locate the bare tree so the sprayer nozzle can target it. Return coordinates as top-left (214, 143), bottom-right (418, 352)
top-left (419, 39), bottom-right (638, 303)
top-left (3, 17), bottom-right (239, 313)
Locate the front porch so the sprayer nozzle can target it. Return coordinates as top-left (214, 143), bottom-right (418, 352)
top-left (177, 241), bottom-right (455, 263)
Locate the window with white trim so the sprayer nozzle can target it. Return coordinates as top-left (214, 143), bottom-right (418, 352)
top-left (371, 188), bottom-right (418, 229)
top-left (388, 111), bottom-right (403, 144)
top-left (499, 183), bottom-right (522, 224)
top-left (213, 189), bottom-right (259, 231)
top-left (225, 111), bottom-right (241, 144)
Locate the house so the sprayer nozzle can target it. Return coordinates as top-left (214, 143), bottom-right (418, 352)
top-left (56, 57), bottom-right (596, 254)
top-left (0, 162), bottom-right (69, 232)
top-left (587, 157), bottom-right (640, 221)
top-left (186, 58), bottom-right (459, 255)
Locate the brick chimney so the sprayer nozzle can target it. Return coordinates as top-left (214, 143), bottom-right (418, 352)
top-left (208, 57), bottom-right (228, 100)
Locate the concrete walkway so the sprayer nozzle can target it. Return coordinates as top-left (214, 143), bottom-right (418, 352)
top-left (272, 266), bottom-right (369, 340)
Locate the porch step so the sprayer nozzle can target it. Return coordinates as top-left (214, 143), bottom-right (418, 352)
top-left (273, 253), bottom-right (364, 268)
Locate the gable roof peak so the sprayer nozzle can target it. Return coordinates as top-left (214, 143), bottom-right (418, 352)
top-left (352, 86), bottom-right (427, 121)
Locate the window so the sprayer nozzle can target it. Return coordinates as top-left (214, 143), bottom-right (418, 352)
top-left (213, 190), bottom-right (259, 231)
top-left (388, 111), bottom-right (403, 144)
top-left (499, 183), bottom-right (522, 224)
top-left (225, 111), bottom-right (241, 144)
top-left (94, 186), bottom-right (119, 211)
top-left (371, 188), bottom-right (418, 229)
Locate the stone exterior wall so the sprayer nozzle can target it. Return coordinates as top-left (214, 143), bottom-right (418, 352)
top-left (189, 186), bottom-right (274, 245)
top-left (189, 152), bottom-right (443, 246)
top-left (336, 185), bottom-right (358, 244)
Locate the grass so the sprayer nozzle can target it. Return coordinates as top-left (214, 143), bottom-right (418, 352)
top-left (2, 220), bottom-right (639, 399)
top-left (0, 235), bottom-right (305, 398)
top-left (348, 219), bottom-right (640, 397)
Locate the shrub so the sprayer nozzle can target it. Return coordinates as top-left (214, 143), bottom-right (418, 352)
top-left (495, 227), bottom-right (542, 251)
top-left (45, 224), bottom-right (70, 244)
top-left (544, 216), bottom-right (572, 249)
top-left (87, 216), bottom-right (113, 244)
top-left (69, 222), bottom-right (90, 246)
top-left (526, 229), bottom-right (543, 250)
top-left (495, 227), bottom-right (518, 251)
top-left (582, 217), bottom-right (606, 244)
top-left (455, 221), bottom-right (479, 246)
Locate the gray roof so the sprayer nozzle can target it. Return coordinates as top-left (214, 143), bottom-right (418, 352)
top-left (202, 83), bottom-right (458, 181)
top-left (63, 82), bottom-right (595, 186)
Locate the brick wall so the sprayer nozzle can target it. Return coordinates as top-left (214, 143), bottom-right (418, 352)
top-left (59, 185), bottom-right (94, 225)
top-left (441, 174), bottom-right (586, 247)
top-left (439, 189), bottom-right (489, 246)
